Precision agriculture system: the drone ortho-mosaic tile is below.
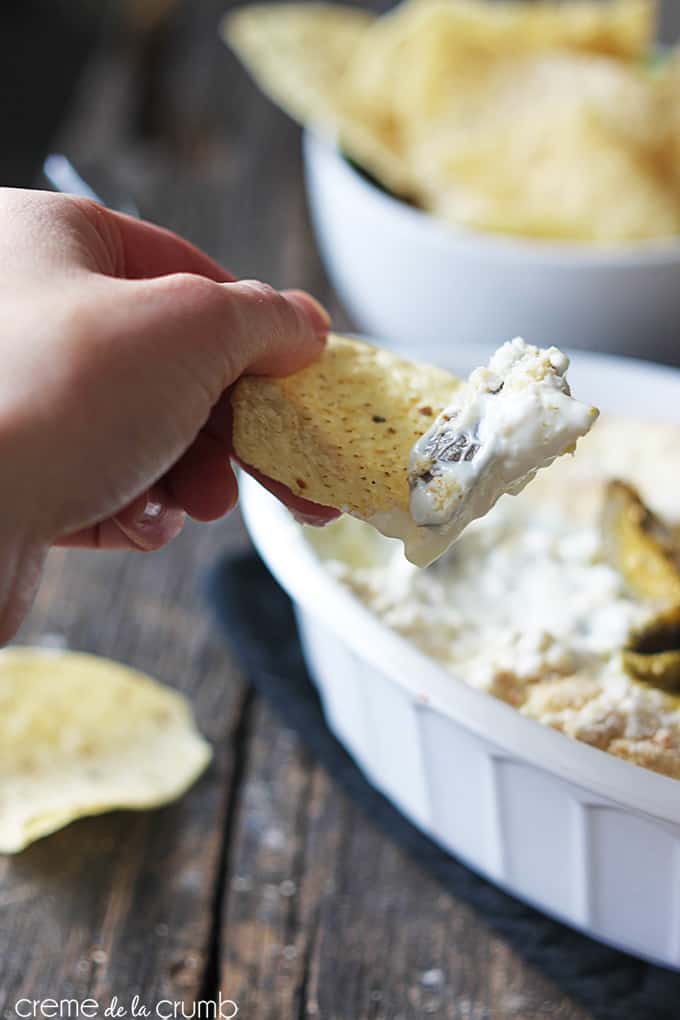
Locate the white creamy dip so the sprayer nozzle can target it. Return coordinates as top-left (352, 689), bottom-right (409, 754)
top-left (318, 499), bottom-right (643, 704)
top-left (382, 338), bottom-right (598, 567)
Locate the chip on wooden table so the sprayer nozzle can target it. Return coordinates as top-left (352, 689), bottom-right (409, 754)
top-left (0, 649), bottom-right (211, 853)
top-left (231, 334), bottom-right (458, 519)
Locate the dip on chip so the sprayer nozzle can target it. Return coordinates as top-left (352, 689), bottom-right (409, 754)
top-left (232, 335), bottom-right (598, 565)
top-left (223, 0), bottom-right (680, 243)
top-left (0, 649), bottom-right (211, 853)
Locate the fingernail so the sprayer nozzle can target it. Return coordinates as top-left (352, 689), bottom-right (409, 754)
top-left (141, 500), bottom-right (163, 522)
top-left (284, 290), bottom-right (331, 336)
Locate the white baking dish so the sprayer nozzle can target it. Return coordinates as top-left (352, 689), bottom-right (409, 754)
top-left (239, 343), bottom-right (680, 969)
top-left (303, 131), bottom-right (680, 364)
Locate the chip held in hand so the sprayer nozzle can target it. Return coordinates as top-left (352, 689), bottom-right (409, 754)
top-left (232, 335), bottom-right (598, 566)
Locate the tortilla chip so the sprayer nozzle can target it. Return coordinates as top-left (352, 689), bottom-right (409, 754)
top-left (657, 50), bottom-right (680, 196)
top-left (231, 334), bottom-right (457, 518)
top-left (348, 0), bottom-right (657, 129)
top-left (408, 0), bottom-right (657, 61)
top-left (222, 0), bottom-right (676, 243)
top-left (222, 3), bottom-right (413, 196)
top-left (0, 648), bottom-right (211, 853)
top-left (224, 3), bottom-right (371, 126)
top-left (408, 52), bottom-right (679, 241)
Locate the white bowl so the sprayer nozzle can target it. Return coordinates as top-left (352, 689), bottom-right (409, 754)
top-left (240, 343), bottom-right (680, 970)
top-left (303, 131), bottom-right (680, 363)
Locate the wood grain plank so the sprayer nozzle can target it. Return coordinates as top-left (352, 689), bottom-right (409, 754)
top-left (0, 518), bottom-right (249, 1015)
top-left (220, 702), bottom-right (592, 1020)
top-left (219, 700), bottom-right (319, 1016)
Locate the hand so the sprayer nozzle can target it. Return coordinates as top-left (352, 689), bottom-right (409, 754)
top-left (0, 188), bottom-right (334, 641)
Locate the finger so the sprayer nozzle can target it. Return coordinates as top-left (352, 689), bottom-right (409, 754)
top-left (233, 457), bottom-right (341, 527)
top-left (0, 191), bottom-right (237, 282)
top-left (248, 288), bottom-right (331, 375)
top-left (112, 488), bottom-right (186, 549)
top-left (100, 277), bottom-right (330, 414)
top-left (57, 488), bottom-right (185, 550)
top-left (94, 204), bottom-right (237, 282)
top-left (164, 432), bottom-right (239, 521)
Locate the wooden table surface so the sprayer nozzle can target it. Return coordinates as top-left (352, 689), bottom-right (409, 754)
top-left (0, 2), bottom-right (657, 1017)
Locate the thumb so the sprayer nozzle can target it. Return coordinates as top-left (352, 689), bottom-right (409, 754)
top-left (113, 274), bottom-right (330, 398)
top-left (75, 272), bottom-right (330, 446)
